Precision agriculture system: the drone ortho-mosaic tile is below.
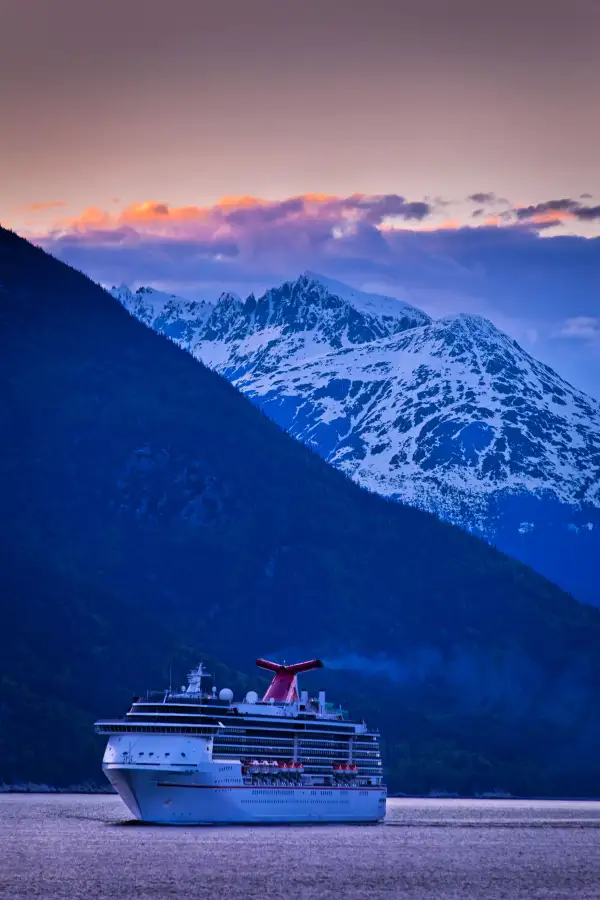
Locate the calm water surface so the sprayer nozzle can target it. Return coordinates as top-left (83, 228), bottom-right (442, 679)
top-left (1, 795), bottom-right (600, 899)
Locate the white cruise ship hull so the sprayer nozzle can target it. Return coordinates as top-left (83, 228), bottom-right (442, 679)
top-left (97, 659), bottom-right (387, 825)
top-left (105, 765), bottom-right (386, 824)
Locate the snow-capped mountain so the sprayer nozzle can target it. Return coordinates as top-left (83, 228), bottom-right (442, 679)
top-left (250, 313), bottom-right (600, 506)
top-left (113, 273), bottom-right (429, 378)
top-left (113, 284), bottom-right (214, 345)
top-left (197, 272), bottom-right (431, 380)
top-left (111, 274), bottom-right (600, 605)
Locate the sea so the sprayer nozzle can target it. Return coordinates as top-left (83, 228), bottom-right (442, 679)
top-left (1, 795), bottom-right (600, 899)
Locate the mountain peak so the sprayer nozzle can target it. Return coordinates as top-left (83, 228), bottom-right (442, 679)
top-left (298, 271), bottom-right (431, 325)
top-left (438, 312), bottom-right (505, 336)
top-left (440, 312), bottom-right (495, 327)
top-left (432, 313), bottom-right (518, 350)
top-left (215, 290), bottom-right (244, 307)
top-left (184, 272), bottom-right (433, 380)
top-left (109, 283), bottom-right (214, 341)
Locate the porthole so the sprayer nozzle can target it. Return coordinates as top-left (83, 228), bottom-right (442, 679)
top-left (181, 752), bottom-right (186, 757)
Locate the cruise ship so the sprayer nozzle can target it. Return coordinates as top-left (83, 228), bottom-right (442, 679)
top-left (95, 657), bottom-right (386, 824)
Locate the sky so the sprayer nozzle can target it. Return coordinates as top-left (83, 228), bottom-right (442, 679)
top-left (1, 0), bottom-right (599, 396)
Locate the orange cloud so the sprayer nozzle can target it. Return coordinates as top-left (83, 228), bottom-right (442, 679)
top-left (53, 201), bottom-right (208, 232)
top-left (58, 206), bottom-right (112, 230)
top-left (113, 196), bottom-right (271, 228)
top-left (530, 210), bottom-right (575, 225)
top-left (302, 192), bottom-right (340, 204)
top-left (24, 200), bottom-right (66, 212)
top-left (216, 195), bottom-right (263, 209)
top-left (47, 192), bottom-right (434, 237)
top-left (118, 199), bottom-right (253, 225)
top-left (51, 196), bottom-right (297, 233)
top-left (122, 201), bottom-right (170, 220)
top-left (437, 218), bottom-right (461, 230)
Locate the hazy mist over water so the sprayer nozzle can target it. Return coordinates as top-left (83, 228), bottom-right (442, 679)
top-left (2, 796), bottom-right (600, 899)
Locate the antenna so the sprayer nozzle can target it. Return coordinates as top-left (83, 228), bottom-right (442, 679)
top-left (185, 661), bottom-right (211, 695)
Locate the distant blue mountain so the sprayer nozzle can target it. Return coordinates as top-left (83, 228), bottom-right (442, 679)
top-left (113, 274), bottom-right (600, 605)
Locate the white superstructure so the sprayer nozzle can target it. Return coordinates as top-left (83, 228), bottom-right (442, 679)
top-left (95, 657), bottom-right (386, 824)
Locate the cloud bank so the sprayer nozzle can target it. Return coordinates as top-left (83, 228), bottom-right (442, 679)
top-left (27, 191), bottom-right (600, 398)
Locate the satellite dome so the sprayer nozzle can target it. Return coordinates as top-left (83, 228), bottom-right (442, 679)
top-left (245, 690), bottom-right (259, 704)
top-left (219, 688), bottom-right (234, 702)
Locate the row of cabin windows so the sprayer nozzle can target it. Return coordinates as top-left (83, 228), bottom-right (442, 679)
top-left (250, 789), bottom-right (338, 796)
top-left (215, 745), bottom-right (382, 760)
top-left (214, 744), bottom-right (381, 765)
top-left (298, 740), bottom-right (362, 748)
top-left (302, 764), bottom-right (382, 771)
top-left (217, 733), bottom-right (349, 740)
top-left (217, 736), bottom-right (377, 751)
top-left (102, 725), bottom-right (381, 751)
top-left (240, 798), bottom-right (351, 804)
top-left (102, 725), bottom-right (211, 735)
top-left (216, 743), bottom-right (363, 753)
top-left (128, 721), bottom-right (360, 737)
top-left (217, 736), bottom-right (295, 746)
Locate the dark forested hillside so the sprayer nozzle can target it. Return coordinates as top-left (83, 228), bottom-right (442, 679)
top-left (2, 225), bottom-right (600, 795)
top-left (0, 540), bottom-right (254, 786)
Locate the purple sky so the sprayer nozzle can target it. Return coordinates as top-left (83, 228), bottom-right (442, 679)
top-left (1, 0), bottom-right (599, 395)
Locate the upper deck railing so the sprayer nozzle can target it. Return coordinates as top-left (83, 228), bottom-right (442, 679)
top-left (129, 693), bottom-right (350, 720)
